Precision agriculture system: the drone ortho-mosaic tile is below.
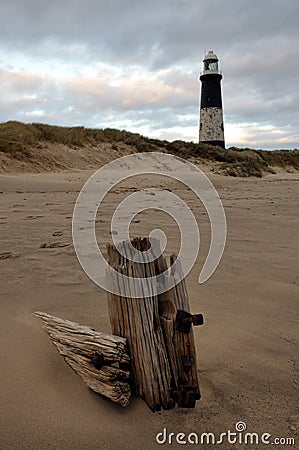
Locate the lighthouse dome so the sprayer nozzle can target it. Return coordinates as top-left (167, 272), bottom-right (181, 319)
top-left (203, 50), bottom-right (218, 61)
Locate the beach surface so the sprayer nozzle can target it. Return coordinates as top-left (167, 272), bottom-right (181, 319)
top-left (0, 168), bottom-right (298, 449)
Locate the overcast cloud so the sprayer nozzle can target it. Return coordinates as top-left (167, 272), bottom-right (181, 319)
top-left (1, 0), bottom-right (298, 148)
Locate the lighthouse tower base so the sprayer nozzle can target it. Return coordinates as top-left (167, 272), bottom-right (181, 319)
top-left (199, 106), bottom-right (225, 148)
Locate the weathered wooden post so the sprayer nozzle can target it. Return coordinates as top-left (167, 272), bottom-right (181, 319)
top-left (106, 237), bottom-right (203, 411)
top-left (33, 237), bottom-right (203, 411)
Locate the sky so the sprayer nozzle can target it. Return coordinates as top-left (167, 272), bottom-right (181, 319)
top-left (1, 0), bottom-right (298, 149)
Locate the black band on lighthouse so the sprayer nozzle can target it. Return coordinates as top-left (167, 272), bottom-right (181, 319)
top-left (200, 74), bottom-right (223, 109)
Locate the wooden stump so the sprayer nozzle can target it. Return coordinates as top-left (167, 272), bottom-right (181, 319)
top-left (33, 312), bottom-right (131, 407)
top-left (106, 237), bottom-right (202, 411)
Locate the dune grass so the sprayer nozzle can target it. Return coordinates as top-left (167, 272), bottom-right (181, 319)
top-left (0, 121), bottom-right (298, 176)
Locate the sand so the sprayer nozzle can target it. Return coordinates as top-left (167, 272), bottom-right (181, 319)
top-left (0, 168), bottom-right (298, 449)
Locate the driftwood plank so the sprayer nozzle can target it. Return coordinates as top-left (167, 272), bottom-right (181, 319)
top-left (33, 312), bottom-right (131, 407)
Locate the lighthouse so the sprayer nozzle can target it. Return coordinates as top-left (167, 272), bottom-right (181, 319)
top-left (199, 50), bottom-right (225, 148)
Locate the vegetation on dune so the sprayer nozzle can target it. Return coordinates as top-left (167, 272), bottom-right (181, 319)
top-left (0, 121), bottom-right (298, 176)
top-left (0, 121), bottom-right (42, 155)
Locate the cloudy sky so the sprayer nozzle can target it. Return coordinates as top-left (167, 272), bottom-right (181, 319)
top-left (1, 0), bottom-right (298, 149)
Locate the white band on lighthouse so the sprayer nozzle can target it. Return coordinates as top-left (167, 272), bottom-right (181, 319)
top-left (199, 107), bottom-right (224, 143)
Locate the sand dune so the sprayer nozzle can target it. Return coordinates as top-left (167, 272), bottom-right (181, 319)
top-left (1, 121), bottom-right (298, 177)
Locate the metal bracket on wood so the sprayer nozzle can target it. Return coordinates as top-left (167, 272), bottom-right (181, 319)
top-left (91, 351), bottom-right (105, 369)
top-left (172, 385), bottom-right (201, 408)
top-left (175, 310), bottom-right (204, 333)
top-left (182, 355), bottom-right (195, 370)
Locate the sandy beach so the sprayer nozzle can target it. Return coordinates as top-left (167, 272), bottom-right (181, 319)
top-left (0, 168), bottom-right (298, 449)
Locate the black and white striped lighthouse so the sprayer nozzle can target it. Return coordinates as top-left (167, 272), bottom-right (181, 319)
top-left (199, 50), bottom-right (225, 148)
